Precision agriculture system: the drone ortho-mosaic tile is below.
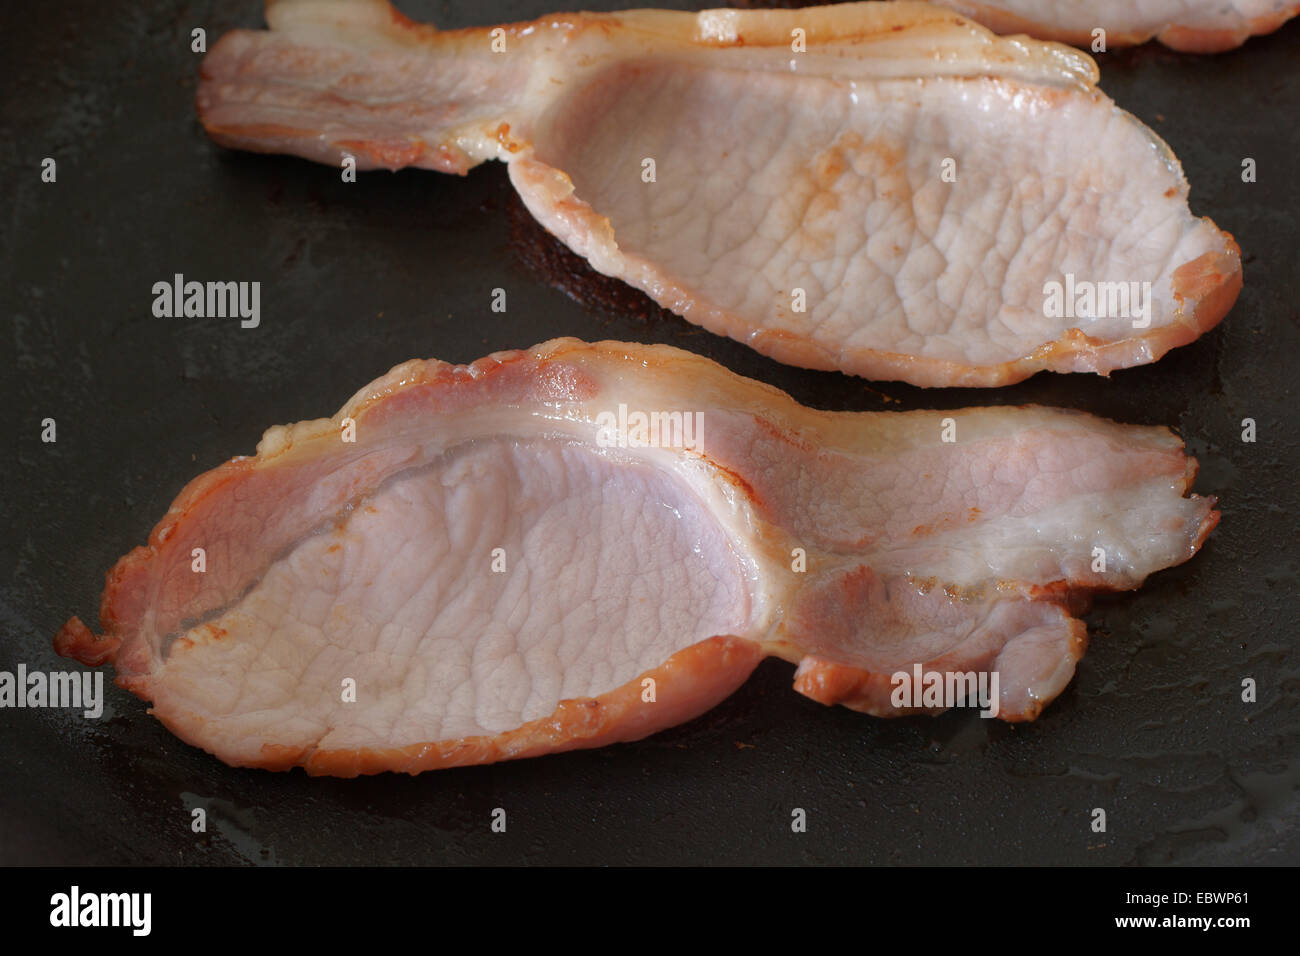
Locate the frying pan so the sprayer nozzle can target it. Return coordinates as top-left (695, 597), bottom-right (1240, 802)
top-left (2, 0), bottom-right (1297, 865)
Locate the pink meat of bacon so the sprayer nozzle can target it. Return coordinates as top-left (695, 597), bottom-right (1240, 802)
top-left (933, 0), bottom-right (1300, 52)
top-left (56, 339), bottom-right (1218, 776)
top-left (194, 0), bottom-right (1242, 388)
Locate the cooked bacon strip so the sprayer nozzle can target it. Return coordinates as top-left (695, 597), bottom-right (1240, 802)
top-left (56, 339), bottom-right (1218, 776)
top-left (195, 0), bottom-right (1241, 388)
top-left (934, 0), bottom-right (1300, 52)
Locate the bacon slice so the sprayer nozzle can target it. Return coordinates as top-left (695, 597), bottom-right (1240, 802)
top-left (56, 339), bottom-right (1218, 776)
top-left (933, 0), bottom-right (1300, 52)
top-left (195, 0), bottom-right (1241, 388)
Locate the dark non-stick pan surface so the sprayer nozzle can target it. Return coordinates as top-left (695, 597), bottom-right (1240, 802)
top-left (2, 0), bottom-right (1297, 866)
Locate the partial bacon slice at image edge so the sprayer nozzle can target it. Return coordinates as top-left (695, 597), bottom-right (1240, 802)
top-left (57, 339), bottom-right (1218, 776)
top-left (196, 0), bottom-right (1241, 388)
top-left (934, 0), bottom-right (1300, 52)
